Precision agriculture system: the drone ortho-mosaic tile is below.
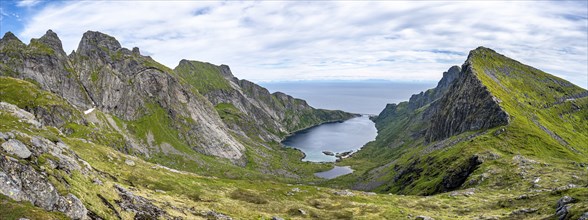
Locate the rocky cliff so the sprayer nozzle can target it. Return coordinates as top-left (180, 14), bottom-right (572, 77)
top-left (0, 31), bottom-right (92, 109)
top-left (424, 61), bottom-right (510, 142)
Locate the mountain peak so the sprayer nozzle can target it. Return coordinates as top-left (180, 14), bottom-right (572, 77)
top-left (38, 29), bottom-right (64, 53)
top-left (76, 30), bottom-right (122, 54)
top-left (1, 31), bottom-right (22, 42)
top-left (466, 46), bottom-right (501, 62)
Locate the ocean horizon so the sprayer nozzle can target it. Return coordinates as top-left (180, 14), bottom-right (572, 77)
top-left (260, 80), bottom-right (436, 115)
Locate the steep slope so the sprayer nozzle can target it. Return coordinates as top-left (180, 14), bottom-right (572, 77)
top-left (174, 60), bottom-right (355, 142)
top-left (71, 31), bottom-right (246, 160)
top-left (334, 47), bottom-right (588, 200)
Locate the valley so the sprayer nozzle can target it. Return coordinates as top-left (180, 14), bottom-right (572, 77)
top-left (0, 29), bottom-right (587, 220)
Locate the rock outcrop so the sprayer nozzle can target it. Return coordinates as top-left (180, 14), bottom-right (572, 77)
top-left (408, 65), bottom-right (461, 110)
top-left (0, 30), bottom-right (92, 109)
top-left (114, 184), bottom-right (166, 219)
top-left (72, 31), bottom-right (247, 160)
top-left (424, 62), bottom-right (509, 142)
top-left (555, 196), bottom-right (576, 220)
top-left (0, 104), bottom-right (90, 219)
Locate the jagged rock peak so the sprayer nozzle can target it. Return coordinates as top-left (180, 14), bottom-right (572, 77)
top-left (38, 29), bottom-right (64, 52)
top-left (219, 64), bottom-right (235, 79)
top-left (407, 65), bottom-right (462, 110)
top-left (178, 59), bottom-right (191, 66)
top-left (437, 65), bottom-right (461, 88)
top-left (132, 46), bottom-right (140, 55)
top-left (76, 30), bottom-right (122, 54)
top-left (1, 31), bottom-right (22, 42)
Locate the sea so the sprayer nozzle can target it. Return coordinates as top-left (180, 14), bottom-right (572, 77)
top-left (260, 80), bottom-right (436, 115)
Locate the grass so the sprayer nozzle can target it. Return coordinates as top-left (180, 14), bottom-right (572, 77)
top-left (125, 102), bottom-right (194, 154)
top-left (1, 102), bottom-right (587, 219)
top-left (173, 60), bottom-right (232, 94)
top-left (0, 77), bottom-right (77, 112)
top-left (0, 194), bottom-right (68, 220)
top-left (215, 102), bottom-right (243, 123)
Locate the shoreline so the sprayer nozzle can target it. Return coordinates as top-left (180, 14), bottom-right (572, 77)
top-left (280, 114), bottom-right (372, 164)
top-left (279, 113), bottom-right (362, 143)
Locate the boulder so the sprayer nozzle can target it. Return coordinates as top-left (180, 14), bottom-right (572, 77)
top-left (322, 151), bottom-right (335, 156)
top-left (204, 210), bottom-right (233, 220)
top-left (555, 196), bottom-right (576, 220)
top-left (511, 208), bottom-right (538, 215)
top-left (333, 189), bottom-right (354, 196)
top-left (114, 184), bottom-right (165, 219)
top-left (125, 159), bottom-right (136, 166)
top-left (578, 212), bottom-right (588, 220)
top-left (2, 139), bottom-right (32, 159)
top-left (0, 132), bottom-right (10, 140)
top-left (56, 194), bottom-right (88, 220)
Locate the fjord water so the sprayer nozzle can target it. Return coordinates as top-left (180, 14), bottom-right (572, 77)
top-left (261, 80), bottom-right (435, 114)
top-left (282, 115), bottom-right (377, 162)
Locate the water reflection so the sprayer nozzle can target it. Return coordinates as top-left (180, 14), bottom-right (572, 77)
top-left (282, 115), bottom-right (377, 162)
top-left (314, 166), bottom-right (354, 179)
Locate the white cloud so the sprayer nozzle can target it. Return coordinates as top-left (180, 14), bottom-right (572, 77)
top-left (16, 0), bottom-right (41, 7)
top-left (16, 1), bottom-right (588, 88)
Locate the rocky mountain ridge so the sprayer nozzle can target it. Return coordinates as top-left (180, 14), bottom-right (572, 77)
top-left (0, 30), bottom-right (354, 163)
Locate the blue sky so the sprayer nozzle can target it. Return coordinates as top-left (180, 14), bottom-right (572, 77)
top-left (1, 0), bottom-right (587, 88)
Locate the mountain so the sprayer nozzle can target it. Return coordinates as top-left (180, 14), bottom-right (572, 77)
top-left (1, 29), bottom-right (587, 220)
top-left (334, 47), bottom-right (588, 199)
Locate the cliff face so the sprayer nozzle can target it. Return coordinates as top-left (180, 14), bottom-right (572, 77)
top-left (424, 62), bottom-right (509, 142)
top-left (376, 54), bottom-right (510, 143)
top-left (71, 32), bottom-right (247, 160)
top-left (0, 30), bottom-right (92, 109)
top-left (407, 65), bottom-right (461, 111)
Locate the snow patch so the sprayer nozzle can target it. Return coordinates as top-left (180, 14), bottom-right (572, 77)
top-left (84, 108), bottom-right (95, 115)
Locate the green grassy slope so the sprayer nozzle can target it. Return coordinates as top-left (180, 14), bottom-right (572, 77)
top-left (2, 101), bottom-right (587, 219)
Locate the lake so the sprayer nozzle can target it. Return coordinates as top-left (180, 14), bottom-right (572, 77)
top-left (314, 166), bottom-right (354, 179)
top-left (282, 115), bottom-right (377, 162)
top-left (273, 80), bottom-right (434, 178)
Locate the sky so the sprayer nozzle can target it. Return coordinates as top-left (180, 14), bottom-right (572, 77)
top-left (1, 0), bottom-right (587, 88)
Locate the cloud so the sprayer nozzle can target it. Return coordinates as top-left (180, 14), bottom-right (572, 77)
top-left (14, 1), bottom-right (588, 88)
top-left (16, 0), bottom-right (41, 7)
